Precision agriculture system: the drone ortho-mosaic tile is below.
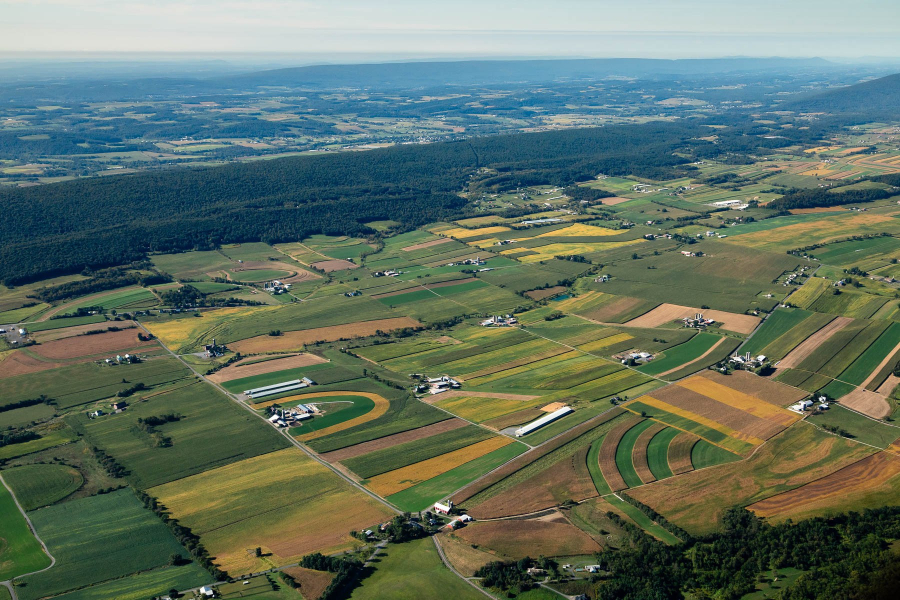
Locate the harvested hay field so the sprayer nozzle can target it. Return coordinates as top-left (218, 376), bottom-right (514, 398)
top-left (582, 296), bottom-right (655, 323)
top-left (677, 376), bottom-right (801, 427)
top-left (698, 370), bottom-right (806, 406)
top-left (838, 387), bottom-right (892, 419)
top-left (598, 415), bottom-right (644, 491)
top-left (598, 197), bottom-right (633, 206)
top-left (777, 316), bottom-right (852, 369)
top-left (318, 418), bottom-right (465, 463)
top-left (30, 328), bottom-right (157, 360)
top-left (749, 452), bottom-right (900, 518)
top-left (207, 353), bottom-right (328, 383)
top-left (279, 567), bottom-right (334, 600)
top-left (293, 392), bottom-right (390, 442)
top-left (366, 437), bottom-right (513, 497)
top-left (466, 447), bottom-right (597, 519)
top-left (440, 533), bottom-right (499, 576)
top-left (401, 238), bottom-right (453, 252)
top-left (453, 519), bottom-right (601, 559)
top-left (525, 286), bottom-right (567, 301)
top-left (310, 259), bottom-right (359, 272)
top-left (150, 447), bottom-right (393, 575)
top-left (667, 432), bottom-right (699, 475)
top-left (877, 374), bottom-right (900, 396)
top-left (230, 317), bottom-right (421, 353)
top-left (0, 351), bottom-right (69, 378)
top-left (482, 408), bottom-right (545, 430)
top-left (633, 423), bottom-right (667, 484)
top-left (651, 386), bottom-right (782, 442)
top-left (623, 303), bottom-right (760, 334)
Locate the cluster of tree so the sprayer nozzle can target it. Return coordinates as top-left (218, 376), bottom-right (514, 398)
top-left (135, 413), bottom-right (182, 447)
top-left (89, 444), bottom-right (128, 478)
top-left (618, 492), bottom-right (693, 542)
top-left (0, 429), bottom-right (40, 447)
top-left (768, 184), bottom-right (900, 211)
top-left (0, 395), bottom-right (54, 414)
top-left (160, 284), bottom-right (262, 308)
top-left (31, 264), bottom-right (170, 302)
top-left (134, 489), bottom-right (228, 582)
top-left (555, 254), bottom-right (591, 263)
top-left (117, 382), bottom-right (145, 397)
top-left (592, 506), bottom-right (900, 600)
top-left (564, 185), bottom-right (614, 202)
top-left (81, 326), bottom-right (128, 336)
top-left (474, 556), bottom-right (559, 594)
top-left (298, 553), bottom-right (362, 600)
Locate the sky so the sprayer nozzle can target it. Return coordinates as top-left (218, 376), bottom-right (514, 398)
top-left (2, 0), bottom-right (900, 60)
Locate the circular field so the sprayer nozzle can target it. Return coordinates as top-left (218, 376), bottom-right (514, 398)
top-left (2, 463), bottom-right (84, 511)
top-left (228, 269), bottom-right (293, 283)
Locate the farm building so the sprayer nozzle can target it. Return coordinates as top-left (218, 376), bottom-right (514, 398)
top-left (244, 377), bottom-right (314, 399)
top-left (515, 406), bottom-right (574, 437)
top-left (433, 501), bottom-right (453, 515)
top-left (480, 314), bottom-right (518, 327)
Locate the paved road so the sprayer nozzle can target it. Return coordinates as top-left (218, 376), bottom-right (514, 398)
top-left (0, 472), bottom-right (58, 600)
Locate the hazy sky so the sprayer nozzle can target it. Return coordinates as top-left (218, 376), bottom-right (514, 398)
top-left (3, 0), bottom-right (900, 59)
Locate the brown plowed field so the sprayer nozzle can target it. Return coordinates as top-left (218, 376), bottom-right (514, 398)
top-left (0, 351), bottom-right (63, 378)
top-left (468, 448), bottom-right (597, 519)
top-left (453, 519), bottom-right (601, 559)
top-left (31, 329), bottom-right (157, 360)
top-left (401, 238), bottom-right (453, 252)
top-left (598, 415), bottom-right (644, 491)
top-left (598, 197), bottom-right (633, 206)
top-left (749, 452), bottom-right (900, 517)
top-left (839, 387), bottom-right (892, 420)
top-left (207, 353), bottom-right (328, 383)
top-left (583, 297), bottom-right (652, 323)
top-left (633, 423), bottom-right (666, 484)
top-left (623, 303), bottom-right (761, 334)
top-left (310, 259), bottom-right (359, 272)
top-left (318, 418), bottom-right (466, 463)
top-left (525, 286), bottom-right (567, 301)
top-left (667, 432), bottom-right (699, 474)
top-left (778, 316), bottom-right (852, 369)
top-left (279, 567), bottom-right (333, 600)
top-left (655, 385), bottom-right (786, 441)
top-left (698, 370), bottom-right (807, 406)
top-left (230, 317), bottom-right (421, 353)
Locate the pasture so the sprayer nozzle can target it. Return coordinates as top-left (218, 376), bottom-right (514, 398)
top-left (15, 489), bottom-right (204, 600)
top-left (150, 448), bottom-right (394, 575)
top-left (0, 478), bottom-right (51, 580)
top-left (1, 464), bottom-right (82, 511)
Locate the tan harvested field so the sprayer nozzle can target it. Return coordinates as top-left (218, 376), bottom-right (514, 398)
top-left (599, 197), bottom-right (633, 206)
top-left (633, 423), bottom-right (666, 484)
top-left (623, 303), bottom-right (760, 334)
top-left (425, 390), bottom-right (539, 403)
top-left (439, 533), bottom-right (498, 577)
top-left (877, 374), bottom-right (900, 396)
top-left (401, 237), bottom-right (453, 252)
top-left (150, 448), bottom-right (393, 574)
top-left (656, 337), bottom-right (726, 378)
top-left (318, 418), bottom-right (466, 463)
top-left (31, 321), bottom-right (137, 343)
top-left (230, 317), bottom-right (422, 352)
top-left (206, 353), bottom-right (328, 383)
top-left (467, 446), bottom-right (597, 519)
top-left (698, 370), bottom-right (807, 406)
top-left (367, 436), bottom-right (513, 496)
top-left (453, 519), bottom-right (601, 559)
top-left (30, 328), bottom-right (157, 360)
top-left (0, 350), bottom-right (63, 378)
top-left (667, 432), bottom-right (698, 475)
top-left (657, 385), bottom-right (786, 441)
top-left (749, 452), bottom-right (900, 518)
top-left (677, 375), bottom-right (801, 427)
top-left (540, 402), bottom-right (568, 413)
top-left (839, 387), bottom-right (892, 419)
top-left (525, 286), bottom-right (567, 301)
top-left (777, 316), bottom-right (851, 368)
top-left (582, 296), bottom-right (652, 323)
top-left (279, 567), bottom-right (334, 600)
top-left (310, 259), bottom-right (359, 272)
top-left (598, 415), bottom-right (644, 491)
top-left (482, 408), bottom-right (546, 430)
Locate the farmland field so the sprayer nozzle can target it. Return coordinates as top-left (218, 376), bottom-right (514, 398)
top-left (151, 448), bottom-right (394, 575)
top-left (0, 477), bottom-right (51, 580)
top-left (1, 464), bottom-right (82, 511)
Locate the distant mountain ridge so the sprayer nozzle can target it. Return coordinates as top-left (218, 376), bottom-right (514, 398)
top-left (221, 57), bottom-right (836, 89)
top-left (785, 72), bottom-right (900, 115)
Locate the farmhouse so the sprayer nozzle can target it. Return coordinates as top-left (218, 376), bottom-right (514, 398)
top-left (264, 280), bottom-right (291, 294)
top-left (682, 313), bottom-right (715, 328)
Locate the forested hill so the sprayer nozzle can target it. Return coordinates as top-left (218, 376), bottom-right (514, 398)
top-left (785, 72), bottom-right (900, 116)
top-left (223, 57), bottom-right (834, 89)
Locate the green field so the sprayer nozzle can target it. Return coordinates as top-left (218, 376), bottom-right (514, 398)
top-left (222, 362), bottom-right (336, 393)
top-left (835, 321), bottom-right (900, 386)
top-left (615, 420), bottom-right (657, 488)
top-left (15, 489), bottom-right (206, 600)
top-left (49, 564), bottom-right (211, 600)
top-left (0, 479), bottom-right (51, 580)
top-left (0, 425), bottom-right (78, 461)
top-left (603, 494), bottom-right (681, 545)
top-left (1, 464), bottom-right (82, 511)
top-left (741, 308), bottom-right (813, 357)
top-left (587, 436), bottom-right (612, 496)
top-left (189, 282), bottom-right (241, 294)
top-left (646, 427), bottom-right (680, 480)
top-left (807, 405), bottom-right (900, 448)
top-left (68, 287), bottom-right (158, 311)
top-left (348, 537), bottom-right (485, 600)
top-left (638, 333), bottom-right (721, 376)
top-left (74, 382), bottom-right (288, 488)
top-left (345, 426), bottom-right (494, 478)
top-left (386, 441), bottom-right (528, 512)
top-left (289, 394), bottom-right (376, 436)
top-left (0, 402), bottom-right (55, 429)
top-left (625, 400), bottom-right (754, 456)
top-left (690, 440), bottom-right (741, 470)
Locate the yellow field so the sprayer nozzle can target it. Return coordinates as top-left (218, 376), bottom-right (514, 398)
top-left (466, 351), bottom-right (579, 385)
top-left (439, 226), bottom-right (511, 240)
top-left (150, 448), bottom-right (393, 575)
top-left (434, 395), bottom-right (537, 422)
top-left (728, 210), bottom-right (900, 251)
top-left (144, 306), bottom-right (268, 350)
top-left (578, 332), bottom-right (633, 352)
top-left (677, 377), bottom-right (800, 427)
top-left (366, 437), bottom-right (513, 496)
top-left (516, 240), bottom-right (643, 263)
top-left (293, 392), bottom-right (391, 441)
top-left (632, 395), bottom-right (765, 446)
top-left (534, 223), bottom-right (622, 238)
top-left (787, 277), bottom-right (830, 308)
